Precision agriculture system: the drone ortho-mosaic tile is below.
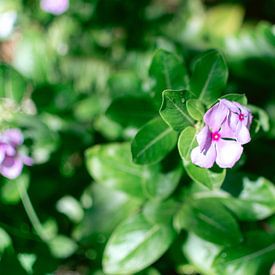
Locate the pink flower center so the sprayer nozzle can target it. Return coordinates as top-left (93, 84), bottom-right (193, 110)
top-left (239, 113), bottom-right (245, 121)
top-left (211, 131), bottom-right (221, 141)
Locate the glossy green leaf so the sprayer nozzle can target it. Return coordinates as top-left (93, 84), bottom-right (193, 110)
top-left (223, 177), bottom-right (275, 221)
top-left (190, 49), bottom-right (228, 105)
top-left (220, 93), bottom-right (247, 105)
top-left (183, 233), bottom-right (221, 275)
top-left (184, 161), bottom-right (226, 189)
top-left (186, 99), bottom-right (205, 121)
top-left (131, 117), bottom-right (178, 165)
top-left (249, 104), bottom-right (270, 132)
top-left (103, 214), bottom-right (176, 274)
top-left (143, 199), bottom-right (180, 224)
top-left (178, 126), bottom-right (197, 161)
top-left (86, 143), bottom-right (155, 198)
top-left (160, 89), bottom-right (194, 131)
top-left (144, 164), bottom-right (182, 200)
top-left (174, 198), bottom-right (242, 245)
top-left (149, 49), bottom-right (188, 104)
top-left (106, 96), bottom-right (157, 127)
top-left (0, 64), bottom-right (27, 103)
top-left (213, 231), bottom-right (275, 275)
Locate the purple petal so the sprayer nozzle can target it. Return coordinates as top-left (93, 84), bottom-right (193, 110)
top-left (196, 126), bottom-right (212, 152)
top-left (0, 156), bottom-right (23, 179)
top-left (219, 99), bottom-right (239, 113)
top-left (2, 129), bottom-right (23, 146)
top-left (21, 155), bottom-right (33, 166)
top-left (40, 0), bottom-right (69, 15)
top-left (233, 102), bottom-right (250, 115)
top-left (216, 140), bottom-right (243, 168)
top-left (236, 124), bottom-right (251, 144)
top-left (191, 143), bottom-right (216, 169)
top-left (204, 101), bottom-right (229, 132)
top-left (219, 115), bottom-right (236, 139)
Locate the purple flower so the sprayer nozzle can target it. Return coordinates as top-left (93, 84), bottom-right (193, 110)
top-left (0, 129), bottom-right (32, 179)
top-left (191, 99), bottom-right (252, 169)
top-left (191, 125), bottom-right (243, 168)
top-left (204, 99), bottom-right (252, 144)
top-left (40, 0), bottom-right (69, 15)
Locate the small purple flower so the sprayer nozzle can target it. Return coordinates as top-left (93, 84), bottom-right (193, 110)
top-left (191, 125), bottom-right (243, 168)
top-left (40, 0), bottom-right (69, 15)
top-left (0, 129), bottom-right (32, 179)
top-left (204, 99), bottom-right (252, 144)
top-left (191, 99), bottom-right (252, 169)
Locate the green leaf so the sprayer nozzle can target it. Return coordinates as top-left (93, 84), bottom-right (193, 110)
top-left (86, 143), bottom-right (155, 198)
top-left (131, 117), bottom-right (178, 165)
top-left (184, 161), bottom-right (226, 189)
top-left (183, 233), bottom-right (222, 275)
top-left (0, 64), bottom-right (27, 103)
top-left (106, 96), bottom-right (157, 127)
top-left (220, 93), bottom-right (248, 105)
top-left (222, 177), bottom-right (275, 221)
top-left (190, 49), bottom-right (228, 105)
top-left (149, 49), bottom-right (188, 105)
top-left (143, 199), bottom-right (180, 224)
top-left (144, 164), bottom-right (182, 200)
top-left (178, 126), bottom-right (197, 161)
top-left (103, 214), bottom-right (176, 274)
top-left (174, 198), bottom-right (242, 245)
top-left (186, 99), bottom-right (205, 121)
top-left (213, 231), bottom-right (275, 275)
top-left (159, 89), bottom-right (194, 131)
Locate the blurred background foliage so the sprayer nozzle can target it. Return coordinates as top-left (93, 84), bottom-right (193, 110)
top-left (0, 0), bottom-right (274, 274)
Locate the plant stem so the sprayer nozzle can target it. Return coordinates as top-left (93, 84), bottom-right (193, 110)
top-left (17, 180), bottom-right (48, 242)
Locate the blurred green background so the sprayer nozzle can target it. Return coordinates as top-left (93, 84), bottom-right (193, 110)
top-left (0, 0), bottom-right (274, 274)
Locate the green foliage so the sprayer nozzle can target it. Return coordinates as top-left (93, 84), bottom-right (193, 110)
top-left (103, 213), bottom-right (176, 274)
top-left (131, 117), bottom-right (178, 165)
top-left (190, 49), bottom-right (228, 105)
top-left (0, 1), bottom-right (274, 274)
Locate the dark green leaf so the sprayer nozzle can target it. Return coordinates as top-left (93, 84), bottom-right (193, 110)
top-left (103, 214), bottom-right (176, 274)
top-left (106, 96), bottom-right (157, 127)
top-left (174, 198), bottom-right (242, 245)
top-left (160, 89), bottom-right (194, 131)
top-left (213, 231), bottom-right (275, 275)
top-left (131, 117), bottom-right (178, 165)
top-left (190, 49), bottom-right (228, 105)
top-left (223, 177), bottom-right (275, 221)
top-left (149, 49), bottom-right (188, 105)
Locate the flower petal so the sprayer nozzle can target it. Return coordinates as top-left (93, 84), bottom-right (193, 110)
top-left (0, 156), bottom-right (23, 179)
top-left (204, 102), bottom-right (229, 132)
top-left (196, 126), bottom-right (212, 152)
top-left (191, 143), bottom-right (216, 169)
top-left (237, 124), bottom-right (251, 144)
top-left (216, 140), bottom-right (243, 168)
top-left (2, 129), bottom-right (23, 146)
